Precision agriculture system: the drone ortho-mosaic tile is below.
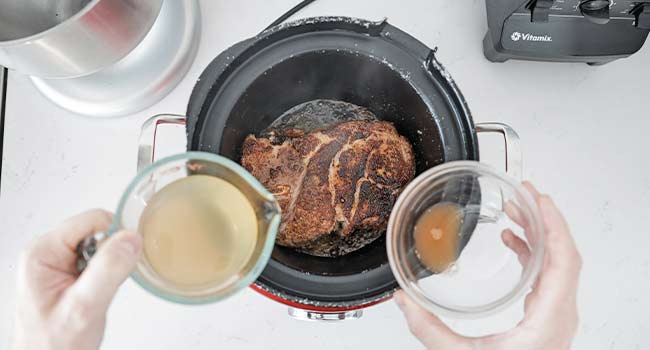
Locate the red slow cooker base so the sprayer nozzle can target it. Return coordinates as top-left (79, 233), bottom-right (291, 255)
top-left (249, 284), bottom-right (392, 312)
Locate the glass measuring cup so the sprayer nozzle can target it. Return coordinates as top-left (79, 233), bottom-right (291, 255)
top-left (77, 152), bottom-right (281, 304)
top-left (387, 161), bottom-right (544, 318)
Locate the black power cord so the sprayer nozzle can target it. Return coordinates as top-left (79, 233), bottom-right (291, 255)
top-left (265, 0), bottom-right (319, 31)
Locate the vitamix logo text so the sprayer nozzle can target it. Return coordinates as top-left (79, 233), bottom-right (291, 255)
top-left (510, 31), bottom-right (552, 42)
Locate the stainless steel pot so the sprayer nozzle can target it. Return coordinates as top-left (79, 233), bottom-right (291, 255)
top-left (0, 0), bottom-right (163, 78)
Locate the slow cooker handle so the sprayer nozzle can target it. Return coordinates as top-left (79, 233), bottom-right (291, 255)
top-left (137, 114), bottom-right (187, 172)
top-left (475, 122), bottom-right (522, 179)
top-left (79, 114), bottom-right (188, 271)
top-left (288, 308), bottom-right (363, 322)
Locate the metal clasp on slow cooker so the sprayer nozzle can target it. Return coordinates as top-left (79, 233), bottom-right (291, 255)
top-left (138, 114), bottom-right (187, 172)
top-left (475, 122), bottom-right (522, 180)
top-left (288, 308), bottom-right (363, 322)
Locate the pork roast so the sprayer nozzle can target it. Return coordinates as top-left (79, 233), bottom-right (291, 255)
top-left (241, 120), bottom-right (415, 257)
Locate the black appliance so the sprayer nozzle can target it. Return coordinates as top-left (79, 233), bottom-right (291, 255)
top-left (484, 0), bottom-right (650, 64)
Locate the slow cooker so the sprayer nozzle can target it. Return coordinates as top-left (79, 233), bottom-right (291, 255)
top-left (138, 16), bottom-right (521, 320)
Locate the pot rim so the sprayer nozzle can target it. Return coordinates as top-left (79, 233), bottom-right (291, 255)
top-left (0, 0), bottom-right (102, 47)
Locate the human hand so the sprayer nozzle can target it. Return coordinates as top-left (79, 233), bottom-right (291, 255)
top-left (395, 182), bottom-right (582, 350)
top-left (12, 210), bottom-right (143, 350)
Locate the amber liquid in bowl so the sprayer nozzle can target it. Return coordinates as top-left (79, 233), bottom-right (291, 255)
top-left (413, 203), bottom-right (463, 273)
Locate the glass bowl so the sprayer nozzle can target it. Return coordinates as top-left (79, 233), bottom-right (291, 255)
top-left (387, 161), bottom-right (544, 318)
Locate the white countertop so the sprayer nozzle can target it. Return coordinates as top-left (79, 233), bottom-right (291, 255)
top-left (2, 0), bottom-right (649, 349)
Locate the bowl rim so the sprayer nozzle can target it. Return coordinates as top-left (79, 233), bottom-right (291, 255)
top-left (386, 160), bottom-right (545, 318)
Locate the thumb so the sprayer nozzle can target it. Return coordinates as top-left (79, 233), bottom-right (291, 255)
top-left (394, 291), bottom-right (472, 350)
top-left (67, 230), bottom-right (142, 312)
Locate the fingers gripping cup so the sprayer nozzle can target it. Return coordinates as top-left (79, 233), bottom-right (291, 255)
top-left (77, 152), bottom-right (281, 304)
top-left (387, 161), bottom-right (544, 318)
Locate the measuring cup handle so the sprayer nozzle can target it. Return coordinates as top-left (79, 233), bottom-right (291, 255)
top-left (475, 122), bottom-right (522, 180)
top-left (75, 232), bottom-right (108, 273)
top-left (138, 114), bottom-right (187, 172)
